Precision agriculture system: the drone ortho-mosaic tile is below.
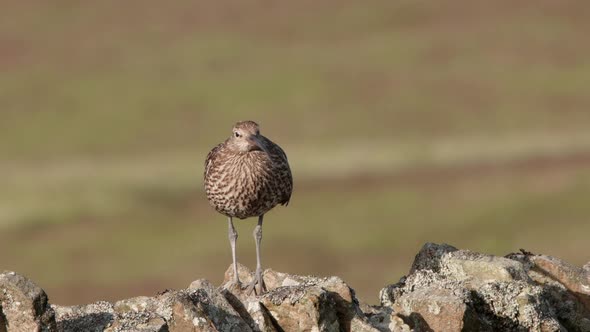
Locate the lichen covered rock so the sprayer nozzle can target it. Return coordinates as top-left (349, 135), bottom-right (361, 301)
top-left (3, 244), bottom-right (590, 331)
top-left (0, 271), bottom-right (56, 332)
top-left (380, 244), bottom-right (590, 331)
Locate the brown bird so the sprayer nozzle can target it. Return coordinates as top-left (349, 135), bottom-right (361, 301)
top-left (204, 121), bottom-right (293, 294)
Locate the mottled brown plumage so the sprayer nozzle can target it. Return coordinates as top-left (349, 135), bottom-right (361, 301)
top-left (204, 121), bottom-right (292, 218)
top-left (204, 120), bottom-right (292, 294)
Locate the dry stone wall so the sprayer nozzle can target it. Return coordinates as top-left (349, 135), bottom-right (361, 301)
top-left (1, 243), bottom-right (589, 331)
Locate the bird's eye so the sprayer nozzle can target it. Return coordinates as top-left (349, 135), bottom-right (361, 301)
top-left (234, 132), bottom-right (240, 138)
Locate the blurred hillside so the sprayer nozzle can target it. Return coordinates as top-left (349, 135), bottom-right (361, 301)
top-left (1, 0), bottom-right (589, 305)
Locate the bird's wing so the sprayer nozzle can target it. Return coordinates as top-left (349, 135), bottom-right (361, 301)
top-left (262, 136), bottom-right (288, 161)
top-left (204, 144), bottom-right (222, 180)
top-left (279, 145), bottom-right (293, 205)
top-left (261, 136), bottom-right (293, 206)
top-left (282, 177), bottom-right (293, 206)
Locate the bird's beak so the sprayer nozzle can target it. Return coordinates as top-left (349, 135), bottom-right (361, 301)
top-left (248, 136), bottom-right (268, 154)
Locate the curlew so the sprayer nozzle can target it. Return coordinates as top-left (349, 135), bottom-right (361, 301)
top-left (204, 121), bottom-right (293, 294)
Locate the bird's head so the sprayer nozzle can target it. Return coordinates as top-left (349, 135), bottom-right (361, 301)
top-left (229, 120), bottom-right (268, 153)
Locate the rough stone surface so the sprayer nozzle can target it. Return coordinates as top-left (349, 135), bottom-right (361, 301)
top-left (221, 264), bottom-right (380, 332)
top-left (1, 304), bottom-right (6, 332)
top-left (409, 242), bottom-right (458, 274)
top-left (53, 301), bottom-right (114, 332)
top-left (509, 252), bottom-right (590, 331)
top-left (380, 244), bottom-right (590, 331)
top-left (392, 284), bottom-right (478, 331)
top-left (361, 304), bottom-right (414, 332)
top-left (441, 250), bottom-right (531, 285)
top-left (0, 271), bottom-right (56, 332)
top-left (529, 255), bottom-right (590, 308)
top-left (3, 244), bottom-right (590, 331)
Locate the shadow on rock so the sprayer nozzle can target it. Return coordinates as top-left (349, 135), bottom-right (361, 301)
top-left (3, 243), bottom-right (590, 331)
top-left (398, 312), bottom-right (433, 332)
top-left (57, 312), bottom-right (114, 332)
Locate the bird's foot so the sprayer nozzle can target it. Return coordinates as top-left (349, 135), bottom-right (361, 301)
top-left (245, 268), bottom-right (266, 296)
top-left (225, 279), bottom-right (242, 292)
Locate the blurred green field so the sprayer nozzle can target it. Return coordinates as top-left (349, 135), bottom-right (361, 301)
top-left (1, 0), bottom-right (590, 305)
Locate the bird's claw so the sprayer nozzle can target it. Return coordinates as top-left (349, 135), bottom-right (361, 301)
top-left (245, 269), bottom-right (266, 296)
top-left (225, 279), bottom-right (243, 292)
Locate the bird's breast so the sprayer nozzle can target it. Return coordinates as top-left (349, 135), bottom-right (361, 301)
top-left (205, 151), bottom-right (280, 218)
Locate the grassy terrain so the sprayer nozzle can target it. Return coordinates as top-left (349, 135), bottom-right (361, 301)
top-left (1, 0), bottom-right (590, 304)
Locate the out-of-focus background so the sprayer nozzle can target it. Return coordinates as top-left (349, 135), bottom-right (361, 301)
top-left (1, 0), bottom-right (590, 305)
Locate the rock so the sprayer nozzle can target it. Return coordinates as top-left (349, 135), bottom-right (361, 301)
top-left (4, 244), bottom-right (590, 331)
top-left (187, 279), bottom-right (252, 332)
top-left (221, 264), bottom-right (379, 332)
top-left (440, 250), bottom-right (531, 285)
top-left (529, 255), bottom-right (590, 308)
top-left (349, 316), bottom-right (382, 332)
top-left (222, 263), bottom-right (254, 290)
top-left (227, 296), bottom-right (277, 332)
top-left (0, 271), bottom-right (56, 332)
top-left (1, 305), bottom-right (6, 332)
top-left (219, 264), bottom-right (278, 332)
top-left (518, 254), bottom-right (590, 331)
top-left (471, 280), bottom-right (562, 331)
top-left (158, 291), bottom-right (217, 332)
top-left (105, 315), bottom-right (167, 332)
top-left (115, 289), bottom-right (251, 332)
top-left (260, 285), bottom-right (339, 331)
top-left (362, 306), bottom-right (411, 332)
top-left (381, 244), bottom-right (566, 331)
top-left (109, 296), bottom-right (173, 332)
top-left (53, 301), bottom-right (114, 332)
top-left (54, 288), bottom-right (250, 332)
top-left (409, 242), bottom-right (458, 273)
top-left (392, 284), bottom-right (479, 331)
top-left (382, 269), bottom-right (481, 331)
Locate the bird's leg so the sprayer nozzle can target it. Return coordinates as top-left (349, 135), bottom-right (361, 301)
top-left (228, 217), bottom-right (241, 288)
top-left (246, 215), bottom-right (267, 295)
